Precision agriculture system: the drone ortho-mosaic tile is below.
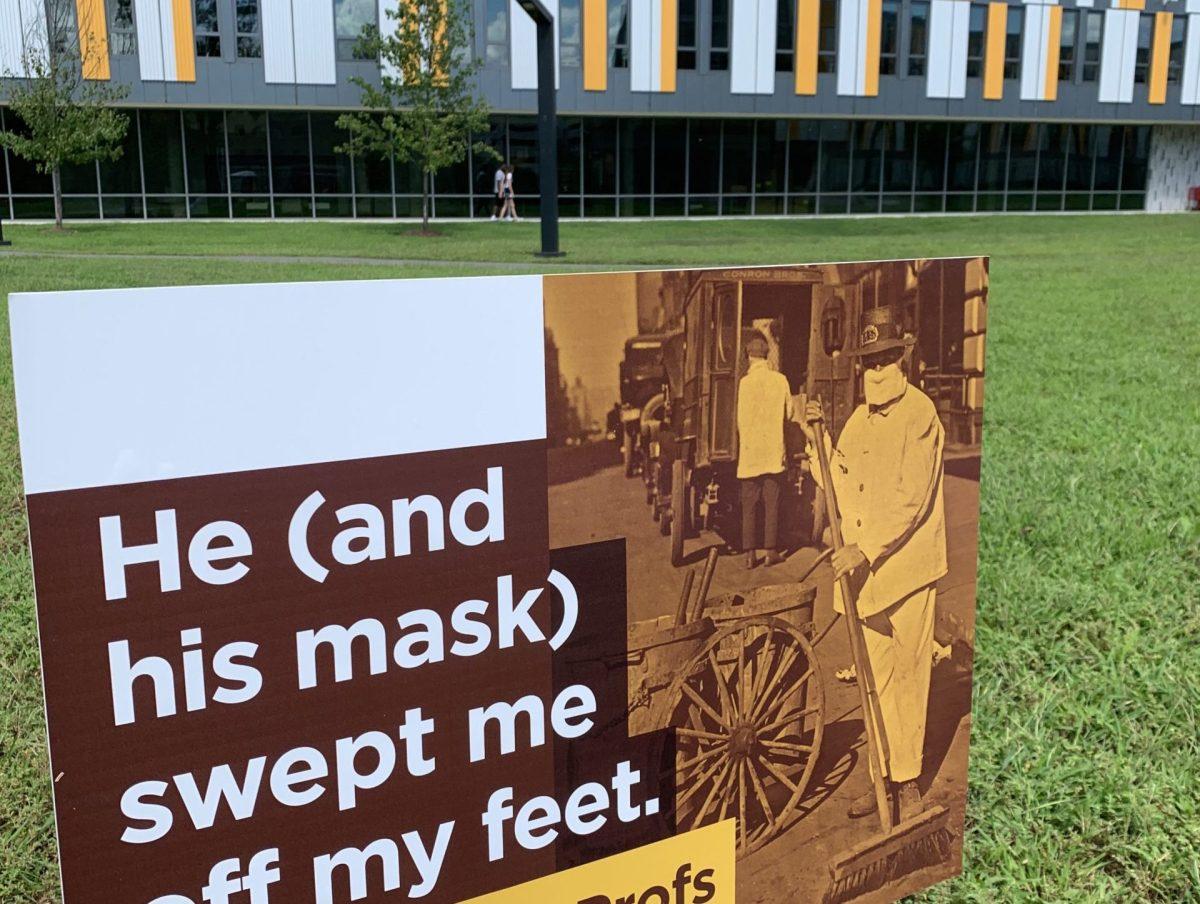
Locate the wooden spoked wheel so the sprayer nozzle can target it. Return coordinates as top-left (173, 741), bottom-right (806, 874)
top-left (663, 616), bottom-right (824, 856)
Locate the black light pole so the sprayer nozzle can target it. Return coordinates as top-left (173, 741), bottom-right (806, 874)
top-left (516, 0), bottom-right (563, 256)
top-left (0, 208), bottom-right (10, 247)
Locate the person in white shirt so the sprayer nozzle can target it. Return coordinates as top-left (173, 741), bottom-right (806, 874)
top-left (490, 164), bottom-right (505, 220)
top-left (803, 304), bottom-right (947, 824)
top-left (736, 333), bottom-right (793, 569)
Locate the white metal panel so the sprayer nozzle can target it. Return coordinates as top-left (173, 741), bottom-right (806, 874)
top-left (730, 0), bottom-right (760, 93)
top-left (132, 0), bottom-right (166, 80)
top-left (927, 0), bottom-right (969, 98)
top-left (630, 0), bottom-right (654, 91)
top-left (755, 0), bottom-right (777, 92)
top-left (158, 0), bottom-right (177, 81)
top-left (509, 0), bottom-right (558, 89)
top-left (17, 0), bottom-right (46, 60)
top-left (1019, 4), bottom-right (1048, 100)
top-left (1098, 8), bottom-right (1137, 103)
top-left (837, 0), bottom-right (865, 94)
top-left (947, 0), bottom-right (970, 96)
top-left (292, 0), bottom-right (336, 83)
top-left (377, 0), bottom-right (399, 80)
top-left (0, 0), bottom-right (28, 77)
top-left (1182, 14), bottom-right (1200, 103)
top-left (262, 0), bottom-right (297, 83)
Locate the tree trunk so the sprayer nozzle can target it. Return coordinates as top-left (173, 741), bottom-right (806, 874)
top-left (52, 167), bottom-right (64, 230)
top-left (421, 170), bottom-right (430, 234)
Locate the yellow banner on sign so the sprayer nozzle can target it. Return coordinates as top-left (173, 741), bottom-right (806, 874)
top-left (464, 820), bottom-right (736, 904)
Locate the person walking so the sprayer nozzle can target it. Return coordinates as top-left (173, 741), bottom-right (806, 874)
top-left (490, 162), bottom-right (506, 220)
top-left (499, 164), bottom-right (519, 222)
top-left (802, 304), bottom-right (947, 824)
top-left (736, 333), bottom-right (792, 569)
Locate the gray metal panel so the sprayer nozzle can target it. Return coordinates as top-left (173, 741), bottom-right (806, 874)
top-left (4, 0), bottom-right (1200, 123)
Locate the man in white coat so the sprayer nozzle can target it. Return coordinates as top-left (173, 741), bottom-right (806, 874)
top-left (802, 305), bottom-right (947, 823)
top-left (737, 333), bottom-right (793, 569)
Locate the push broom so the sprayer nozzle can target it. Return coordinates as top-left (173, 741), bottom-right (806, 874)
top-left (810, 417), bottom-right (953, 904)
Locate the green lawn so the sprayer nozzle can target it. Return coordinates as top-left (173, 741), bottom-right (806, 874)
top-left (2, 216), bottom-right (1199, 903)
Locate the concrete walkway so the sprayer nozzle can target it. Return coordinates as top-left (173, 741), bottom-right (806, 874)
top-left (0, 248), bottom-right (601, 270)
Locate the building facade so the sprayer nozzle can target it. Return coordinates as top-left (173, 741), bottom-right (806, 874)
top-left (1, 0), bottom-right (1198, 217)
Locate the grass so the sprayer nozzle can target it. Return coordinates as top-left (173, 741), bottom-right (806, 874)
top-left (2, 215), bottom-right (1199, 902)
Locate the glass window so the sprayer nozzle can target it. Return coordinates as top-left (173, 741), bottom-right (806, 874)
top-left (99, 119), bottom-right (141, 195)
top-left (654, 119), bottom-right (686, 194)
top-left (787, 120), bottom-right (819, 193)
top-left (269, 112), bottom-right (310, 194)
top-left (437, 149), bottom-right (471, 194)
top-left (3, 112), bottom-right (50, 193)
top-left (355, 142), bottom-right (392, 197)
top-left (1037, 123), bottom-right (1067, 196)
top-left (710, 0), bottom-right (729, 70)
top-left (678, 0), bottom-right (696, 68)
top-left (610, 0), bottom-right (628, 67)
top-left (183, 110), bottom-right (228, 194)
top-left (561, 0), bottom-right (581, 67)
top-left (584, 118), bottom-right (616, 194)
top-left (1134, 13), bottom-right (1153, 83)
top-left (1058, 9), bottom-right (1076, 81)
top-left (1004, 7), bottom-right (1021, 78)
top-left (507, 118), bottom-right (540, 192)
top-left (1065, 124), bottom-right (1093, 192)
top-left (1169, 16), bottom-right (1185, 83)
top-left (310, 113), bottom-right (353, 195)
top-left (1007, 122), bottom-right (1038, 192)
top-left (473, 118), bottom-right (506, 200)
top-left (818, 0), bottom-right (836, 72)
top-left (690, 120), bottom-right (720, 195)
top-left (485, 0), bottom-right (508, 64)
top-left (194, 0), bottom-right (221, 57)
top-left (237, 0), bottom-right (262, 57)
top-left (977, 122), bottom-right (1007, 193)
top-left (819, 120), bottom-right (850, 195)
top-left (913, 122), bottom-right (946, 193)
top-left (1082, 11), bottom-right (1102, 82)
top-left (908, 1), bottom-right (929, 76)
top-left (336, 0), bottom-right (376, 60)
top-left (619, 119), bottom-right (652, 195)
top-left (1121, 125), bottom-right (1150, 191)
top-left (1092, 125), bottom-right (1121, 190)
top-left (558, 118), bottom-right (582, 195)
top-left (109, 0), bottom-right (136, 54)
top-left (755, 120), bottom-right (786, 193)
top-left (46, 0), bottom-right (77, 55)
top-left (850, 122), bottom-right (882, 208)
top-left (226, 110), bottom-right (269, 194)
top-left (141, 110), bottom-right (186, 194)
top-left (880, 0), bottom-right (899, 75)
top-left (946, 122), bottom-right (978, 192)
top-left (776, 0), bottom-right (794, 72)
top-left (966, 4), bottom-right (985, 77)
top-left (881, 121), bottom-right (915, 193)
top-left (722, 120), bottom-right (753, 193)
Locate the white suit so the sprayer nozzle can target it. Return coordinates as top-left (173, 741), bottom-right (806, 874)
top-left (811, 379), bottom-right (947, 783)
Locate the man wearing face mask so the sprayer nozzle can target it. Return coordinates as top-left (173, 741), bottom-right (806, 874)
top-left (801, 305), bottom-right (947, 823)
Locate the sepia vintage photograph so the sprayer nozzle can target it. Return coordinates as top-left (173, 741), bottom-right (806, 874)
top-left (543, 260), bottom-right (987, 903)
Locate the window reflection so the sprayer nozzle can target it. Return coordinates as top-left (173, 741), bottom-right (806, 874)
top-left (0, 111), bottom-right (1154, 220)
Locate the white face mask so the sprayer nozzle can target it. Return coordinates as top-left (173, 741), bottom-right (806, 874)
top-left (863, 361), bottom-right (906, 407)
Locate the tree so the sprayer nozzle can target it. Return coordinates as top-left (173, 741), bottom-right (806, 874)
top-left (0, 0), bottom-right (130, 229)
top-left (337, 0), bottom-right (498, 234)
